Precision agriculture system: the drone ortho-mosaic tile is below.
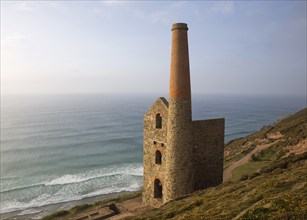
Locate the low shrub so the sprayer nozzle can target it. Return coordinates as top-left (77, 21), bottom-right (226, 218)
top-left (240, 175), bottom-right (248, 181)
top-left (42, 210), bottom-right (70, 220)
top-left (241, 207), bottom-right (270, 219)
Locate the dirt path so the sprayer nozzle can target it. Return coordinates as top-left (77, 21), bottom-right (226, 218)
top-left (223, 141), bottom-right (277, 182)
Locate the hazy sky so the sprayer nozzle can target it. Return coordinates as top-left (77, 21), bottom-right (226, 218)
top-left (1, 1), bottom-right (306, 96)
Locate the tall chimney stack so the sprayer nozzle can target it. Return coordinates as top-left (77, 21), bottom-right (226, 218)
top-left (165, 23), bottom-right (194, 201)
top-left (169, 23), bottom-right (191, 99)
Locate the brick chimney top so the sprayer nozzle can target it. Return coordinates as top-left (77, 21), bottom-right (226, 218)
top-left (171, 23), bottom-right (188, 31)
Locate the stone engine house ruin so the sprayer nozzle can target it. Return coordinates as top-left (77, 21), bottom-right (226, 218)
top-left (143, 23), bottom-right (225, 207)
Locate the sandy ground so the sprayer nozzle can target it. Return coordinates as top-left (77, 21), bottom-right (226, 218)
top-left (223, 141), bottom-right (277, 182)
top-left (284, 139), bottom-right (307, 157)
top-left (266, 132), bottom-right (283, 139)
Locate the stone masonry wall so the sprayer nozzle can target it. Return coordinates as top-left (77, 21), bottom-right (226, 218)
top-left (143, 97), bottom-right (168, 207)
top-left (164, 98), bottom-right (194, 202)
top-left (143, 98), bottom-right (225, 207)
top-left (192, 118), bottom-right (225, 190)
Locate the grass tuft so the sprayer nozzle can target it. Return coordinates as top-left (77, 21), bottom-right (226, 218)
top-left (41, 210), bottom-right (70, 220)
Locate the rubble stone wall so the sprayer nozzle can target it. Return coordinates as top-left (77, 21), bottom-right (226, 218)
top-left (192, 118), bottom-right (225, 190)
top-left (143, 97), bottom-right (168, 207)
top-left (164, 98), bottom-right (194, 201)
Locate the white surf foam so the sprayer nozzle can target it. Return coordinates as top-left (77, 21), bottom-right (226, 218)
top-left (0, 163), bottom-right (143, 214)
top-left (0, 180), bottom-right (143, 214)
top-left (44, 163), bottom-right (143, 186)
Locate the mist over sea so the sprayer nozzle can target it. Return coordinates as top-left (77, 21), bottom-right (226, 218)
top-left (0, 94), bottom-right (305, 216)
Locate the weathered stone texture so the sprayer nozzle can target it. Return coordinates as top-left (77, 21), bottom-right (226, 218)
top-left (165, 98), bottom-right (194, 201)
top-left (143, 103), bottom-right (224, 207)
top-left (143, 97), bottom-right (168, 207)
top-left (192, 119), bottom-right (225, 190)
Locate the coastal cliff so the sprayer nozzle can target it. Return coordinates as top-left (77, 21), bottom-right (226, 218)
top-left (42, 108), bottom-right (307, 220)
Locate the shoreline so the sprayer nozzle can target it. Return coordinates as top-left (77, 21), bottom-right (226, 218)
top-left (0, 191), bottom-right (130, 220)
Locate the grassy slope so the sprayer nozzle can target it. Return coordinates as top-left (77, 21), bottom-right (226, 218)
top-left (225, 108), bottom-right (307, 180)
top-left (225, 109), bottom-right (306, 166)
top-left (128, 153), bottom-right (306, 220)
top-left (127, 108), bottom-right (307, 220)
top-left (231, 161), bottom-right (271, 181)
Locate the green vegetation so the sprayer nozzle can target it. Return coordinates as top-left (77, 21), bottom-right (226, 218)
top-left (251, 146), bottom-right (278, 162)
top-left (128, 152), bottom-right (307, 220)
top-left (224, 144), bottom-right (257, 168)
top-left (226, 108), bottom-right (306, 182)
top-left (231, 161), bottom-right (271, 181)
top-left (225, 109), bottom-right (306, 165)
top-left (42, 210), bottom-right (70, 220)
top-left (231, 140), bottom-right (282, 181)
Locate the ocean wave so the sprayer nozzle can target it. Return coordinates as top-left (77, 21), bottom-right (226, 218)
top-left (17, 208), bottom-right (43, 216)
top-left (44, 174), bottom-right (93, 186)
top-left (0, 183), bottom-right (45, 194)
top-left (0, 178), bottom-right (143, 214)
top-left (83, 181), bottom-right (142, 198)
top-left (0, 163), bottom-right (143, 214)
top-left (45, 163), bottom-right (143, 186)
top-left (1, 164), bottom-right (143, 193)
top-left (0, 176), bottom-right (18, 180)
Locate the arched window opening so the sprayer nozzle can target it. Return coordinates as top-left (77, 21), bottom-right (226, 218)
top-left (154, 179), bottom-right (163, 199)
top-left (156, 114), bottom-right (162, 129)
top-left (155, 150), bottom-right (162, 164)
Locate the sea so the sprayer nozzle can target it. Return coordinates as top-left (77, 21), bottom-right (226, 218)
top-left (0, 94), bottom-right (305, 217)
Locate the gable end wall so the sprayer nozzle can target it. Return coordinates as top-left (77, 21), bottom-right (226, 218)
top-left (143, 97), bottom-right (168, 207)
